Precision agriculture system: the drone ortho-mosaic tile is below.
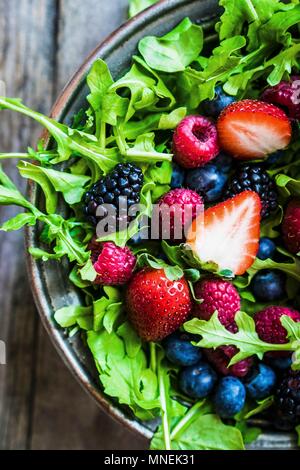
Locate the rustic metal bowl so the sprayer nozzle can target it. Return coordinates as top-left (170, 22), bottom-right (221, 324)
top-left (25, 0), bottom-right (297, 449)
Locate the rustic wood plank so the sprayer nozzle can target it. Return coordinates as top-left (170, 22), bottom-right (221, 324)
top-left (0, 0), bottom-right (58, 449)
top-left (30, 0), bottom-right (147, 450)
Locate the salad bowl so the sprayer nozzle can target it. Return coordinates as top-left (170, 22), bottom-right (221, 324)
top-left (20, 0), bottom-right (298, 450)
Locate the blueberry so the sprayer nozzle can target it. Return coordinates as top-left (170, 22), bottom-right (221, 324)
top-left (179, 362), bottom-right (217, 399)
top-left (214, 377), bottom-right (246, 418)
top-left (245, 363), bottom-right (277, 400)
top-left (257, 237), bottom-right (276, 260)
top-left (202, 85), bottom-right (236, 118)
top-left (164, 332), bottom-right (202, 366)
top-left (251, 270), bottom-right (286, 301)
top-left (213, 152), bottom-right (233, 174)
top-left (185, 163), bottom-right (228, 203)
top-left (269, 356), bottom-right (292, 370)
top-left (170, 162), bottom-right (185, 189)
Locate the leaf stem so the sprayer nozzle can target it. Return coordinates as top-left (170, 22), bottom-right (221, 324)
top-left (245, 0), bottom-right (259, 21)
top-left (150, 342), bottom-right (157, 373)
top-left (100, 121), bottom-right (106, 149)
top-left (170, 401), bottom-right (204, 440)
top-left (158, 369), bottom-right (171, 451)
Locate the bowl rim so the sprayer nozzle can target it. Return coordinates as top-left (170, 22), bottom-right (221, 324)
top-left (24, 0), bottom-right (200, 442)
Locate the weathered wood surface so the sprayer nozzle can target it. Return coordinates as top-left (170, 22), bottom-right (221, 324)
top-left (0, 0), bottom-right (147, 450)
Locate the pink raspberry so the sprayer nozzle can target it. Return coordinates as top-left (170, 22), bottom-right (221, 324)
top-left (89, 240), bottom-right (136, 286)
top-left (158, 188), bottom-right (203, 242)
top-left (282, 199), bottom-right (300, 255)
top-left (173, 115), bottom-right (220, 169)
top-left (204, 346), bottom-right (253, 378)
top-left (254, 306), bottom-right (300, 355)
top-left (261, 77), bottom-right (300, 120)
top-left (193, 278), bottom-right (240, 330)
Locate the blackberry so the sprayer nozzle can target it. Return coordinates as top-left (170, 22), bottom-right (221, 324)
top-left (225, 164), bottom-right (278, 218)
top-left (83, 163), bottom-right (143, 226)
top-left (274, 371), bottom-right (300, 430)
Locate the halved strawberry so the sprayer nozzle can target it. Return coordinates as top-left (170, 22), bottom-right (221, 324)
top-left (217, 100), bottom-right (292, 160)
top-left (186, 191), bottom-right (261, 276)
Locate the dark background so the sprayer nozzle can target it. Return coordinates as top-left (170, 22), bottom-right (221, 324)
top-left (0, 0), bottom-right (147, 450)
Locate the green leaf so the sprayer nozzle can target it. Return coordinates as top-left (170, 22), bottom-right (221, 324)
top-left (137, 252), bottom-right (184, 281)
top-left (184, 311), bottom-right (294, 365)
top-left (93, 286), bottom-right (123, 332)
top-left (54, 305), bottom-right (93, 330)
top-left (296, 425), bottom-right (300, 447)
top-left (117, 321), bottom-right (142, 358)
top-left (79, 258), bottom-right (97, 282)
top-left (129, 0), bottom-right (158, 17)
top-left (139, 18), bottom-right (203, 73)
top-left (243, 396), bottom-right (274, 420)
top-left (1, 212), bottom-right (36, 232)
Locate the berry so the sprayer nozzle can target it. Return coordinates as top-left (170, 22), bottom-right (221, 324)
top-left (173, 115), bottom-right (220, 169)
top-left (187, 191), bottom-right (261, 276)
top-left (261, 77), bottom-right (300, 120)
top-left (126, 269), bottom-right (192, 342)
top-left (170, 162), bottom-right (185, 189)
top-left (204, 346), bottom-right (253, 378)
top-left (225, 164), bottom-right (278, 219)
top-left (83, 163), bottom-right (143, 226)
top-left (257, 237), bottom-right (276, 260)
top-left (282, 199), bottom-right (300, 255)
top-left (185, 163), bottom-right (229, 203)
top-left (214, 377), bottom-right (246, 418)
top-left (158, 188), bottom-right (203, 242)
top-left (274, 371), bottom-right (300, 430)
top-left (179, 362), bottom-right (217, 399)
top-left (213, 152), bottom-right (233, 174)
top-left (254, 306), bottom-right (300, 352)
top-left (89, 240), bottom-right (136, 285)
top-left (217, 99), bottom-right (292, 160)
top-left (164, 332), bottom-right (202, 366)
top-left (245, 363), bottom-right (277, 400)
top-left (202, 85), bottom-right (236, 118)
top-left (193, 278), bottom-right (240, 330)
top-left (251, 270), bottom-right (286, 302)
top-left (269, 356), bottom-right (292, 370)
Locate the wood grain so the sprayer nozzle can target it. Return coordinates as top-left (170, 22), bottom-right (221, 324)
top-left (0, 0), bottom-right (147, 450)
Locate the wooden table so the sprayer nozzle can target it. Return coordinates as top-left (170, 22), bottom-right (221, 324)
top-left (0, 0), bottom-right (148, 450)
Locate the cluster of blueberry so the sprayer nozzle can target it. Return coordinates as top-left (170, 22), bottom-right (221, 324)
top-left (164, 332), bottom-right (290, 420)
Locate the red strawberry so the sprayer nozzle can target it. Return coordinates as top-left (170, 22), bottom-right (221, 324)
top-left (204, 346), bottom-right (253, 378)
top-left (126, 269), bottom-right (192, 342)
top-left (282, 199), bottom-right (300, 255)
top-left (173, 115), bottom-right (220, 169)
top-left (186, 191), bottom-right (261, 276)
top-left (254, 306), bottom-right (300, 356)
top-left (193, 277), bottom-right (240, 329)
top-left (158, 188), bottom-right (203, 242)
top-left (217, 99), bottom-right (292, 160)
top-left (261, 77), bottom-right (300, 120)
top-left (89, 240), bottom-right (136, 285)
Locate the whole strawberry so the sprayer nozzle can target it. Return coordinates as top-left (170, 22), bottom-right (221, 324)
top-left (282, 199), bottom-right (300, 255)
top-left (89, 240), bottom-right (136, 285)
top-left (254, 306), bottom-right (300, 356)
top-left (173, 115), bottom-right (220, 169)
top-left (158, 188), bottom-right (203, 242)
top-left (126, 268), bottom-right (192, 342)
top-left (204, 346), bottom-right (253, 378)
top-left (193, 277), bottom-right (240, 330)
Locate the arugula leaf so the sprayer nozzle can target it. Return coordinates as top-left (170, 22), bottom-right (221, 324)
top-left (1, 213), bottom-right (37, 232)
top-left (243, 396), bottom-right (274, 420)
top-left (54, 305), bottom-right (93, 330)
top-left (128, 0), bottom-right (158, 17)
top-left (139, 18), bottom-right (203, 73)
top-left (137, 252), bottom-right (184, 281)
top-left (184, 311), bottom-right (297, 365)
top-left (93, 286), bottom-right (123, 332)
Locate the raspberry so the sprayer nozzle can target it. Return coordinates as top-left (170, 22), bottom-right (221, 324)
top-left (225, 165), bottom-right (278, 219)
top-left (193, 278), bottom-right (240, 330)
top-left (158, 188), bottom-right (203, 242)
top-left (274, 371), bottom-right (300, 430)
top-left (89, 240), bottom-right (136, 286)
top-left (173, 115), bottom-right (220, 169)
top-left (254, 306), bottom-right (300, 355)
top-left (83, 163), bottom-right (143, 226)
top-left (262, 77), bottom-right (300, 120)
top-left (204, 346), bottom-right (253, 378)
top-left (282, 199), bottom-right (300, 255)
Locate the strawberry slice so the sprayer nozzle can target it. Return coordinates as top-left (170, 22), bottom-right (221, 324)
top-left (217, 100), bottom-right (292, 160)
top-left (186, 191), bottom-right (261, 276)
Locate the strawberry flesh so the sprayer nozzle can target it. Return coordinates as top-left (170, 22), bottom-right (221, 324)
top-left (187, 191), bottom-right (261, 276)
top-left (217, 99), bottom-right (292, 160)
